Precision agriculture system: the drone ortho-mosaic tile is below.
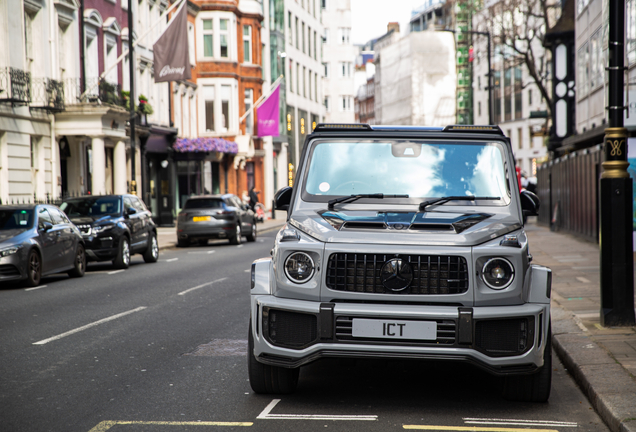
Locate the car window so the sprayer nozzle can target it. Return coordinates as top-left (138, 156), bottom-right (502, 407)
top-left (0, 209), bottom-right (33, 230)
top-left (123, 197), bottom-right (135, 213)
top-left (50, 207), bottom-right (71, 224)
top-left (38, 208), bottom-right (53, 229)
top-left (184, 199), bottom-right (224, 209)
top-left (131, 197), bottom-right (146, 212)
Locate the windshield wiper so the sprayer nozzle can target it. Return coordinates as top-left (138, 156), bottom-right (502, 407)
top-left (328, 193), bottom-right (409, 210)
top-left (419, 196), bottom-right (500, 212)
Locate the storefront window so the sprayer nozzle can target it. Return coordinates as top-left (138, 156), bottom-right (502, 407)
top-left (177, 160), bottom-right (203, 209)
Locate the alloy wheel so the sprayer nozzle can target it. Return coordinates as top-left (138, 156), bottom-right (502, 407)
top-left (122, 239), bottom-right (130, 266)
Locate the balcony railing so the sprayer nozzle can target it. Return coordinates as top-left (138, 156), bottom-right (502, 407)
top-left (0, 67), bottom-right (31, 105)
top-left (30, 77), bottom-right (65, 112)
top-left (62, 77), bottom-right (125, 107)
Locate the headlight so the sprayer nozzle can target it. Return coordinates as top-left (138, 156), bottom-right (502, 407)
top-left (482, 257), bottom-right (515, 289)
top-left (0, 246), bottom-right (20, 257)
top-left (93, 223), bottom-right (116, 234)
top-left (284, 252), bottom-right (315, 284)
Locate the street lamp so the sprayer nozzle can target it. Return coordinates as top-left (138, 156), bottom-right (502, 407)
top-left (442, 29), bottom-right (493, 125)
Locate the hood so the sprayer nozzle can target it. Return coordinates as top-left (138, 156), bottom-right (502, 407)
top-left (0, 229), bottom-right (29, 244)
top-left (289, 209), bottom-right (522, 246)
top-left (68, 215), bottom-right (115, 225)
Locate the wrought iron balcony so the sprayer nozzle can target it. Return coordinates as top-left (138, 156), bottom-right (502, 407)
top-left (62, 77), bottom-right (124, 107)
top-left (0, 67), bottom-right (31, 105)
top-left (30, 77), bottom-right (65, 112)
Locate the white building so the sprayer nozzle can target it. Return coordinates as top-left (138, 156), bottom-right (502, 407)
top-left (375, 31), bottom-right (456, 126)
top-left (284, 0), bottom-right (324, 169)
top-left (471, 10), bottom-right (550, 177)
top-left (321, 0), bottom-right (356, 123)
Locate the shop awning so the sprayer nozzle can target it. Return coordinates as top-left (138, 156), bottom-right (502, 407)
top-left (173, 137), bottom-right (238, 154)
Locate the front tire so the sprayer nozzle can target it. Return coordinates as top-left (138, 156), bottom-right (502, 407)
top-left (112, 236), bottom-right (130, 269)
top-left (68, 244), bottom-right (86, 277)
top-left (247, 321), bottom-right (299, 394)
top-left (502, 323), bottom-right (552, 402)
top-left (143, 233), bottom-right (159, 263)
top-left (24, 249), bottom-right (42, 287)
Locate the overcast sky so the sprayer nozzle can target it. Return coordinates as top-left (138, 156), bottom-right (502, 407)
top-left (350, 0), bottom-right (429, 46)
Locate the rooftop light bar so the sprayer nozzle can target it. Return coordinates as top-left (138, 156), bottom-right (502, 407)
top-left (443, 125), bottom-right (504, 134)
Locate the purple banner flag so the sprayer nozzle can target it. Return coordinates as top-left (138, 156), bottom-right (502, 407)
top-left (257, 85), bottom-right (280, 137)
top-left (153, 1), bottom-right (191, 83)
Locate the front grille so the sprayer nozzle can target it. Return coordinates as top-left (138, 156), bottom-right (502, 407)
top-left (326, 253), bottom-right (469, 294)
top-left (475, 317), bottom-right (535, 357)
top-left (0, 264), bottom-right (20, 277)
top-left (335, 316), bottom-right (456, 345)
top-left (264, 308), bottom-right (318, 349)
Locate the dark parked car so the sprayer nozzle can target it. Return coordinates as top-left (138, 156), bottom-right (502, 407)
top-left (60, 195), bottom-right (158, 269)
top-left (0, 204), bottom-right (86, 287)
top-left (177, 194), bottom-right (257, 246)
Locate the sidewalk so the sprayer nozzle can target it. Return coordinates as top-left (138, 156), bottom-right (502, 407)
top-left (525, 220), bottom-right (636, 432)
top-left (155, 213), bottom-right (288, 250)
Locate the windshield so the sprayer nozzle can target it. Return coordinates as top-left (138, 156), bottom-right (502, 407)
top-left (303, 140), bottom-right (511, 205)
top-left (60, 197), bottom-right (122, 217)
top-left (0, 209), bottom-right (34, 231)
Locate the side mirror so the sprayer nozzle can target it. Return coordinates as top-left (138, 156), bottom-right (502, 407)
top-left (274, 187), bottom-right (293, 211)
top-left (520, 190), bottom-right (540, 216)
top-left (126, 207), bottom-right (137, 217)
top-left (40, 221), bottom-right (53, 232)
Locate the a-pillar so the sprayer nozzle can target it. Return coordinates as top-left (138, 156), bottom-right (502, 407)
top-left (113, 140), bottom-right (127, 194)
top-left (91, 136), bottom-right (106, 195)
top-left (263, 136), bottom-right (274, 208)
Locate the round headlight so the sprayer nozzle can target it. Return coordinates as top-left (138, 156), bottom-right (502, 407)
top-left (482, 257), bottom-right (514, 289)
top-left (284, 252), bottom-right (315, 284)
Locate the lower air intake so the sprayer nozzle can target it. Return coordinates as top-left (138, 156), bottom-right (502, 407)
top-left (264, 308), bottom-right (318, 349)
top-left (475, 317), bottom-right (534, 357)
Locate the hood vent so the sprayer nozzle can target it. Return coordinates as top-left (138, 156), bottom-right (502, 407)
top-left (342, 222), bottom-right (385, 230)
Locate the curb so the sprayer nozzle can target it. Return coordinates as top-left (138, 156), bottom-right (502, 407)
top-left (552, 304), bottom-right (636, 432)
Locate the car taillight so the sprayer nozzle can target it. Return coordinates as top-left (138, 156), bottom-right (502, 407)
top-left (178, 213), bottom-right (187, 221)
top-left (218, 210), bottom-right (233, 215)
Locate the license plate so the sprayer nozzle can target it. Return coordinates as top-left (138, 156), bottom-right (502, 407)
top-left (192, 216), bottom-right (211, 222)
top-left (352, 319), bottom-right (437, 340)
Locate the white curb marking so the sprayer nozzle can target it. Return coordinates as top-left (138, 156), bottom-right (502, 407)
top-left (257, 399), bottom-right (377, 421)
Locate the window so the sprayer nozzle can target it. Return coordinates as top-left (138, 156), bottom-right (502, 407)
top-left (308, 27), bottom-right (311, 58)
top-left (323, 28), bottom-right (329, 44)
top-left (303, 66), bottom-right (306, 98)
top-left (24, 11), bottom-right (34, 63)
top-left (324, 96), bottom-right (330, 111)
top-left (478, 101), bottom-right (482, 117)
top-left (528, 88), bottom-right (533, 106)
top-left (203, 19), bottom-right (213, 57)
top-left (340, 62), bottom-right (351, 77)
top-left (288, 59), bottom-right (293, 93)
top-left (104, 35), bottom-right (118, 84)
top-left (314, 72), bottom-right (318, 101)
top-left (314, 30), bottom-right (317, 60)
top-left (629, 0), bottom-right (636, 65)
top-left (302, 22), bottom-right (306, 54)
top-left (295, 17), bottom-right (299, 49)
top-left (518, 128), bottom-right (523, 149)
top-left (188, 23), bottom-right (196, 65)
top-left (288, 12), bottom-right (292, 44)
top-left (243, 25), bottom-right (252, 63)
top-left (38, 208), bottom-right (53, 229)
top-left (221, 84), bottom-right (231, 132)
top-left (245, 88), bottom-right (254, 134)
top-left (340, 96), bottom-right (352, 111)
top-left (323, 62), bottom-right (329, 78)
top-left (577, 43), bottom-right (589, 96)
top-left (30, 136), bottom-right (36, 168)
top-left (220, 19), bottom-right (229, 58)
top-left (296, 62), bottom-right (300, 94)
top-left (204, 85), bottom-right (215, 132)
top-left (321, 0), bottom-right (327, 9)
top-left (338, 27), bottom-right (350, 45)
top-left (590, 29), bottom-right (602, 89)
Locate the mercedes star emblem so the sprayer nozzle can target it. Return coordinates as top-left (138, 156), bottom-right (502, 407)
top-left (380, 258), bottom-right (413, 292)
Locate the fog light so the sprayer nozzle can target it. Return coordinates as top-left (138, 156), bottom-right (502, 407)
top-left (482, 257), bottom-right (514, 289)
top-left (284, 252), bottom-right (315, 283)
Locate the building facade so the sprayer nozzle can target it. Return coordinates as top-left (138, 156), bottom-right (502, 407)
top-left (321, 0), bottom-right (355, 124)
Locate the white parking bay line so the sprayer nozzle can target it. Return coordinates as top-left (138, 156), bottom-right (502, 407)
top-left (463, 418), bottom-right (578, 428)
top-left (25, 285), bottom-right (47, 291)
top-left (187, 250), bottom-right (216, 255)
top-left (178, 278), bottom-right (228, 296)
top-left (257, 399), bottom-right (377, 421)
top-left (166, 258), bottom-right (179, 262)
top-left (33, 306), bottom-right (147, 345)
top-left (108, 270), bottom-right (126, 275)
top-left (576, 276), bottom-right (591, 284)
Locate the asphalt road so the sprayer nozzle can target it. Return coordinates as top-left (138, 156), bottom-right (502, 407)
top-left (0, 230), bottom-right (612, 432)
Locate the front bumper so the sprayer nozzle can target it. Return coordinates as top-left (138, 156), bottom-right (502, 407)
top-left (82, 235), bottom-right (118, 261)
top-left (0, 250), bottom-right (27, 282)
top-left (250, 296), bottom-right (550, 376)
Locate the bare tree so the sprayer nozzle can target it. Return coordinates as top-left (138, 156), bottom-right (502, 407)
top-left (473, 0), bottom-right (562, 117)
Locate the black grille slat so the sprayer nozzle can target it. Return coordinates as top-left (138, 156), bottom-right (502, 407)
top-left (326, 253), bottom-right (469, 295)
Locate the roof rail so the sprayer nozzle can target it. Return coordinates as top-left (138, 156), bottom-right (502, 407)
top-left (313, 123), bottom-right (373, 132)
top-left (442, 125), bottom-right (504, 134)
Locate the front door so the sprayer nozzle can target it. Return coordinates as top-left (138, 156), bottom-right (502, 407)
top-left (37, 207), bottom-right (62, 273)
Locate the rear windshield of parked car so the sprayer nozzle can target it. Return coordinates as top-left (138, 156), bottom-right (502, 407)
top-left (60, 197), bottom-right (122, 217)
top-left (184, 199), bottom-right (224, 209)
top-left (0, 209), bottom-right (34, 230)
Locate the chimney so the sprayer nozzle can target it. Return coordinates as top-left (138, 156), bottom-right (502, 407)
top-left (387, 22), bottom-right (400, 34)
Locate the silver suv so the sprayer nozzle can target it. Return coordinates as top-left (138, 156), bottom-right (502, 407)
top-left (248, 124), bottom-right (551, 402)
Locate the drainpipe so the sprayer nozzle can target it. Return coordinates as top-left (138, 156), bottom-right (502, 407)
top-left (79, 0), bottom-right (85, 95)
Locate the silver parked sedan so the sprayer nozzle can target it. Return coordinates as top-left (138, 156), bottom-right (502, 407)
top-left (0, 205), bottom-right (86, 287)
top-left (176, 194), bottom-right (257, 246)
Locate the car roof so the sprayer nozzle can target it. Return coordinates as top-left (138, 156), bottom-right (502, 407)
top-left (62, 195), bottom-right (129, 200)
top-left (0, 204), bottom-right (39, 210)
top-left (186, 194), bottom-right (235, 200)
